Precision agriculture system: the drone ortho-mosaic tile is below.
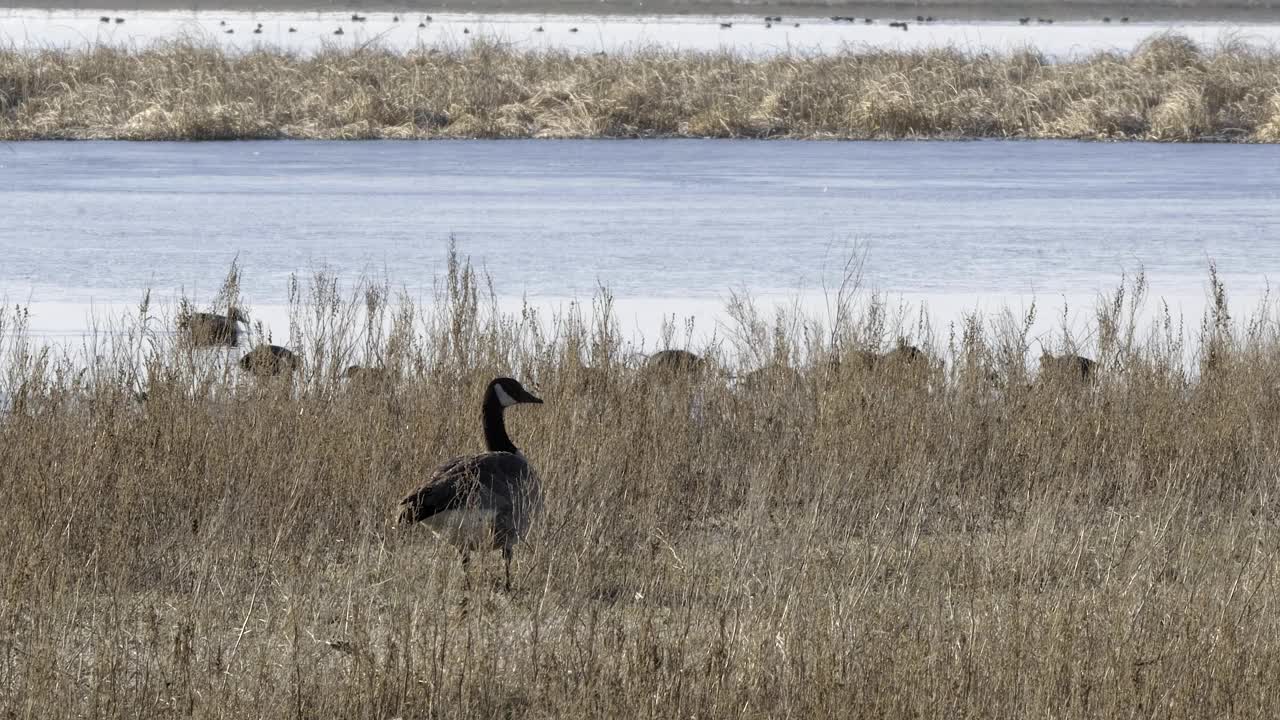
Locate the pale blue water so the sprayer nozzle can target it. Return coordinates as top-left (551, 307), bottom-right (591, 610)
top-left (2, 139), bottom-right (1277, 313)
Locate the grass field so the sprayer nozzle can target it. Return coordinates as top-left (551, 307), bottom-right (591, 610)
top-left (3, 32), bottom-right (1280, 141)
top-left (2, 254), bottom-right (1279, 717)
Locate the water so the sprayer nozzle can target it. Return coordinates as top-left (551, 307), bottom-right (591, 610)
top-left (2, 139), bottom-right (1278, 345)
top-left (2, 8), bottom-right (1278, 57)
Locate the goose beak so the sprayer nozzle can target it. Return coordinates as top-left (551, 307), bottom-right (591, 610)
top-left (523, 391), bottom-right (544, 404)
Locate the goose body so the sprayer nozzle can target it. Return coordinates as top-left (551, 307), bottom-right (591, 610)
top-left (179, 309), bottom-right (247, 347)
top-left (398, 377), bottom-right (544, 590)
top-left (239, 344), bottom-right (300, 376)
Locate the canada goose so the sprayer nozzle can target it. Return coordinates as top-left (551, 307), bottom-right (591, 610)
top-left (334, 27), bottom-right (344, 34)
top-left (179, 309), bottom-right (248, 347)
top-left (239, 344), bottom-right (300, 377)
top-left (398, 378), bottom-right (544, 591)
top-left (736, 364), bottom-right (803, 393)
top-left (1039, 353), bottom-right (1097, 383)
top-left (643, 349), bottom-right (706, 376)
top-left (794, 22), bottom-right (800, 27)
top-left (837, 341), bottom-right (928, 379)
top-left (343, 364), bottom-right (392, 385)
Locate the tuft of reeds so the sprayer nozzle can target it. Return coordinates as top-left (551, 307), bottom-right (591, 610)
top-left (3, 32), bottom-right (1280, 141)
top-left (2, 248), bottom-right (1280, 717)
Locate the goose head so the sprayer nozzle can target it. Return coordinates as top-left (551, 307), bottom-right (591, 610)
top-left (490, 377), bottom-right (543, 408)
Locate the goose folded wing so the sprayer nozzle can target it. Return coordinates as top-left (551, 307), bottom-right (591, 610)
top-left (398, 452), bottom-right (528, 524)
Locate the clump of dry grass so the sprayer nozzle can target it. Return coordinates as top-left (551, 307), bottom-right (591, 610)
top-left (3, 32), bottom-right (1280, 141)
top-left (2, 250), bottom-right (1280, 717)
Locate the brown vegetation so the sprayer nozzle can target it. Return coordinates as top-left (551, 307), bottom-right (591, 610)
top-left (3, 32), bottom-right (1280, 141)
top-left (1, 254), bottom-right (1280, 717)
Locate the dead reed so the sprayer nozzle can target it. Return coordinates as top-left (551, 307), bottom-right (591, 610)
top-left (2, 32), bottom-right (1280, 141)
top-left (1, 252), bottom-right (1279, 717)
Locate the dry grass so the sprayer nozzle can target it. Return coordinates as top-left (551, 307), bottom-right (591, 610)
top-left (2, 251), bottom-right (1280, 717)
top-left (3, 32), bottom-right (1280, 141)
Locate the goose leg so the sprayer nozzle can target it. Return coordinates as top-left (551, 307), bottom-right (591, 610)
top-left (503, 546), bottom-right (514, 592)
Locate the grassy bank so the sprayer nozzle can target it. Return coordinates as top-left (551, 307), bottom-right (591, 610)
top-left (2, 254), bottom-right (1280, 717)
top-left (3, 32), bottom-right (1280, 140)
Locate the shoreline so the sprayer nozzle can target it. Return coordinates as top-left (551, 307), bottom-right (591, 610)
top-left (7, 0), bottom-right (1280, 22)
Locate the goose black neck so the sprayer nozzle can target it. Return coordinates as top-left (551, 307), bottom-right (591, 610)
top-left (482, 389), bottom-right (518, 454)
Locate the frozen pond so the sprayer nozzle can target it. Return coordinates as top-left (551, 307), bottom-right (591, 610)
top-left (2, 139), bottom-right (1278, 346)
top-left (2, 8), bottom-right (1279, 57)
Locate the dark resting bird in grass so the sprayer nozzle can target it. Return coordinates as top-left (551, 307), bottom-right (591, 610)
top-left (239, 344), bottom-right (300, 377)
top-left (397, 377), bottom-right (545, 592)
top-left (179, 309), bottom-right (247, 347)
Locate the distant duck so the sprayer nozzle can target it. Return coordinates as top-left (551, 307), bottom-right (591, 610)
top-left (114, 17), bottom-right (124, 23)
top-left (889, 20), bottom-right (908, 29)
top-left (1103, 16), bottom-right (1111, 22)
top-left (569, 26), bottom-right (578, 32)
top-left (793, 22), bottom-right (800, 26)
top-left (225, 28), bottom-right (234, 33)
top-left (219, 19), bottom-right (226, 25)
top-left (99, 15), bottom-right (110, 22)
top-left (534, 25), bottom-right (544, 31)
top-left (393, 14), bottom-right (400, 21)
top-left (720, 22), bottom-right (732, 28)
top-left (765, 22), bottom-right (772, 27)
top-left (916, 15), bottom-right (924, 21)
top-left (334, 26), bottom-right (344, 34)
top-left (418, 21), bottom-right (426, 27)
top-left (462, 27), bottom-right (470, 33)
top-left (864, 17), bottom-right (873, 23)
top-left (1120, 16), bottom-right (1130, 22)
top-left (925, 15), bottom-right (935, 21)
top-left (351, 13), bottom-right (366, 21)
top-left (1037, 17), bottom-right (1054, 23)
top-left (288, 26), bottom-right (296, 32)
top-left (424, 14), bottom-right (432, 21)
top-left (253, 26), bottom-right (262, 33)
top-left (1018, 17), bottom-right (1030, 24)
